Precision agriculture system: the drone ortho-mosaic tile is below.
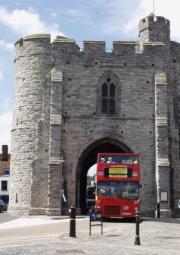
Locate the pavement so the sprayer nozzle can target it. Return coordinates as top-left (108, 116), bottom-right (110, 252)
top-left (0, 213), bottom-right (180, 255)
top-left (0, 216), bottom-right (68, 229)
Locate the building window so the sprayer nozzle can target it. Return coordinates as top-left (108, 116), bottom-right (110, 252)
top-left (3, 168), bottom-right (10, 176)
top-left (1, 181), bottom-right (7, 191)
top-left (101, 77), bottom-right (116, 114)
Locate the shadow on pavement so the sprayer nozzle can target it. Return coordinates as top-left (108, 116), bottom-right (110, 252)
top-left (0, 212), bottom-right (19, 224)
top-left (102, 218), bottom-right (138, 223)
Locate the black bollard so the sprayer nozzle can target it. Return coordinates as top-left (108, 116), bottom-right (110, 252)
top-left (69, 207), bottom-right (76, 237)
top-left (156, 202), bottom-right (160, 218)
top-left (134, 208), bottom-right (141, 245)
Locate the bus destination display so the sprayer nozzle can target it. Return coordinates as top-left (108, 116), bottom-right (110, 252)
top-left (104, 166), bottom-right (131, 178)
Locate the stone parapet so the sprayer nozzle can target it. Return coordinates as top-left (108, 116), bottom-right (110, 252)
top-left (53, 36), bottom-right (76, 43)
top-left (24, 34), bottom-right (51, 41)
top-left (83, 41), bottom-right (105, 52)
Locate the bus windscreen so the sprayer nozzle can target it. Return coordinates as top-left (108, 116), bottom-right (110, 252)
top-left (97, 181), bottom-right (139, 199)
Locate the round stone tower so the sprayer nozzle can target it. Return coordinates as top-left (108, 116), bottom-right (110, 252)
top-left (9, 34), bottom-right (52, 215)
top-left (139, 14), bottom-right (170, 44)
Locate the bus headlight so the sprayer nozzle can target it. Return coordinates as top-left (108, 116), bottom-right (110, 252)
top-left (123, 205), bottom-right (129, 211)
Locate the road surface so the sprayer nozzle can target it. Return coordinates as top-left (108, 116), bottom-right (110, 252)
top-left (0, 214), bottom-right (180, 254)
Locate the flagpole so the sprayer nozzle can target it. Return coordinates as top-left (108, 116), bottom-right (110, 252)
top-left (153, 0), bottom-right (155, 15)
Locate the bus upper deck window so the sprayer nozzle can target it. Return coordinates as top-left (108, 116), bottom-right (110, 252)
top-left (100, 157), bottom-right (105, 163)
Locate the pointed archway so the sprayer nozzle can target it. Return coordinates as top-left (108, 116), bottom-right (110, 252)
top-left (76, 137), bottom-right (133, 214)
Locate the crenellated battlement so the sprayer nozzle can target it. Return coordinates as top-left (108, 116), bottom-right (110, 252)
top-left (139, 15), bottom-right (170, 30)
top-left (139, 14), bottom-right (170, 44)
top-left (83, 41), bottom-right (105, 52)
top-left (15, 34), bottom-right (51, 47)
top-left (52, 36), bottom-right (80, 52)
top-left (13, 33), bottom-right (171, 73)
top-left (14, 31), bottom-right (168, 57)
top-left (113, 41), bottom-right (137, 55)
top-left (14, 34), bottom-right (51, 61)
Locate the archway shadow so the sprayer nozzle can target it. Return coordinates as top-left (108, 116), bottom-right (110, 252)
top-left (77, 138), bottom-right (133, 214)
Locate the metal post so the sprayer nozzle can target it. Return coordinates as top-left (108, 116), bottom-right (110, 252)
top-left (89, 211), bottom-right (91, 236)
top-left (69, 207), bottom-right (76, 237)
top-left (156, 202), bottom-right (160, 218)
top-left (59, 158), bottom-right (64, 215)
top-left (101, 213), bottom-right (103, 235)
top-left (134, 208), bottom-right (141, 245)
top-left (153, 0), bottom-right (156, 16)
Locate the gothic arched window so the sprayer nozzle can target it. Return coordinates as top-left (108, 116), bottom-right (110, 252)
top-left (101, 77), bottom-right (116, 114)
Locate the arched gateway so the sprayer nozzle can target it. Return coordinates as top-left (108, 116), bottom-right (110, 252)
top-left (76, 137), bottom-right (132, 214)
top-left (9, 14), bottom-right (180, 217)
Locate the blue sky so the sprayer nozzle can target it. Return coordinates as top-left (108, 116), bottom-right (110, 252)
top-left (0, 0), bottom-right (180, 151)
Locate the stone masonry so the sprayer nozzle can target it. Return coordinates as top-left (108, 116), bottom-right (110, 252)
top-left (8, 14), bottom-right (180, 217)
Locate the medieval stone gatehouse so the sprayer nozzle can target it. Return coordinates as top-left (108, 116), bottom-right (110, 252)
top-left (9, 14), bottom-right (180, 217)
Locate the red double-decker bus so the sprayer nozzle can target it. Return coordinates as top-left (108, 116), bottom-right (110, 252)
top-left (95, 153), bottom-right (140, 219)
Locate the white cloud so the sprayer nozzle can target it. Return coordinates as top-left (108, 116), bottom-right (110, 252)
top-left (89, 0), bottom-right (140, 36)
top-left (51, 12), bottom-right (57, 18)
top-left (0, 40), bottom-right (14, 52)
top-left (64, 8), bottom-right (88, 19)
top-left (0, 110), bottom-right (12, 151)
top-left (0, 69), bottom-right (4, 80)
top-left (0, 6), bottom-right (64, 39)
top-left (58, 1), bottom-right (139, 36)
top-left (80, 0), bottom-right (180, 42)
